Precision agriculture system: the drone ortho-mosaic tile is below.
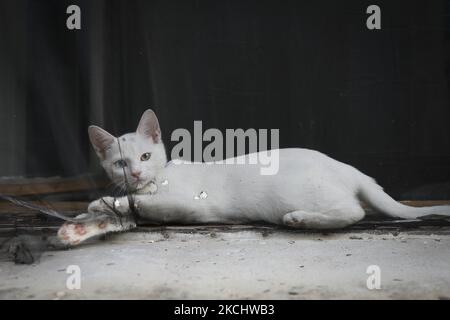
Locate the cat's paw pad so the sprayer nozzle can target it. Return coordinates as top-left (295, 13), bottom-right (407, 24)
top-left (74, 223), bottom-right (87, 235)
top-left (57, 221), bottom-right (109, 246)
top-left (58, 223), bottom-right (84, 246)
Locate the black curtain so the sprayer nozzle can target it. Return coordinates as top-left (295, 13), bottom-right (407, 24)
top-left (0, 0), bottom-right (450, 199)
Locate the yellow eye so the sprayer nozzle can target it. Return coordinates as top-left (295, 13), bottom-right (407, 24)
top-left (140, 152), bottom-right (151, 161)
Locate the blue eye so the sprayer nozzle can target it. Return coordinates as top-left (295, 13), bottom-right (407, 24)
top-left (114, 159), bottom-right (127, 168)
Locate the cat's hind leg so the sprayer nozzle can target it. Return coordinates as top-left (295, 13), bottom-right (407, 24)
top-left (282, 205), bottom-right (365, 229)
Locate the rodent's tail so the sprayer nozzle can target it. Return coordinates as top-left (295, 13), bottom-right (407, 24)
top-left (357, 178), bottom-right (450, 219)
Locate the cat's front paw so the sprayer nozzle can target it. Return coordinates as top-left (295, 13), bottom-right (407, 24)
top-left (57, 221), bottom-right (110, 246)
top-left (87, 197), bottom-right (112, 213)
top-left (88, 197), bottom-right (129, 215)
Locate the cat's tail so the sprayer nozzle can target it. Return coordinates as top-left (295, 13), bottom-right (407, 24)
top-left (357, 178), bottom-right (450, 219)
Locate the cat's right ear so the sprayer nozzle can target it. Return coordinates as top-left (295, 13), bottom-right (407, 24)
top-left (88, 126), bottom-right (115, 159)
top-left (136, 109), bottom-right (162, 143)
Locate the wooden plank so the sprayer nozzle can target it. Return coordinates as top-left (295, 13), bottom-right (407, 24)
top-left (0, 200), bottom-right (449, 232)
top-left (0, 175), bottom-right (108, 196)
top-left (400, 200), bottom-right (450, 207)
top-left (0, 200), bottom-right (448, 215)
top-left (0, 201), bottom-right (88, 214)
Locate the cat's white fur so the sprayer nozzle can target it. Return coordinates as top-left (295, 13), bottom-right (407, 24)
top-left (57, 109), bottom-right (450, 245)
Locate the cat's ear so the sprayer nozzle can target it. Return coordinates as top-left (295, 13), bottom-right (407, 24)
top-left (136, 109), bottom-right (162, 143)
top-left (88, 125), bottom-right (115, 158)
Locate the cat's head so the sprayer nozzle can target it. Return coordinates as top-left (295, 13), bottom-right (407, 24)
top-left (88, 109), bottom-right (167, 192)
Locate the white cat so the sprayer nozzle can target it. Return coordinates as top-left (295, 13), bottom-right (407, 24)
top-left (57, 109), bottom-right (450, 245)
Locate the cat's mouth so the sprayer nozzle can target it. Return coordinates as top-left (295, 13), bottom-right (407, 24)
top-left (122, 177), bottom-right (153, 193)
top-left (133, 180), bottom-right (151, 191)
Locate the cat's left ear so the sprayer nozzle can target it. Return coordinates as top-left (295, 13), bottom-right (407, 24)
top-left (136, 109), bottom-right (162, 143)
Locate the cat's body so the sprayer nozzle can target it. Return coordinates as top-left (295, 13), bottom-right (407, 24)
top-left (129, 148), bottom-right (368, 227)
top-left (57, 109), bottom-right (450, 245)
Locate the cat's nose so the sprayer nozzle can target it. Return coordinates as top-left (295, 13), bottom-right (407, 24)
top-left (131, 171), bottom-right (141, 179)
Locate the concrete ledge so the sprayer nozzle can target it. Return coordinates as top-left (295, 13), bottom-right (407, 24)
top-left (1, 226), bottom-right (450, 299)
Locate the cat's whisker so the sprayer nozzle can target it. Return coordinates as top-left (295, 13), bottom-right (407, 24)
top-left (105, 181), bottom-right (117, 189)
top-left (114, 182), bottom-right (130, 197)
top-left (110, 183), bottom-right (127, 197)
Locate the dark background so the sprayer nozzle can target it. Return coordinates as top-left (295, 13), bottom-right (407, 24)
top-left (0, 0), bottom-right (449, 199)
